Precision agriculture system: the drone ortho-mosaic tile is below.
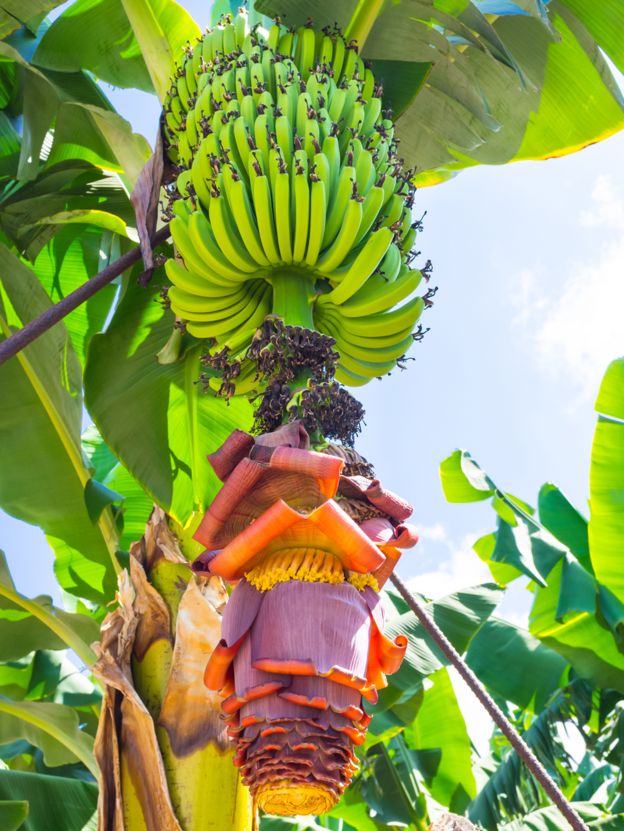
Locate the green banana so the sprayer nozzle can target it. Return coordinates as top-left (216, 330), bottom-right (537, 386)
top-left (208, 181), bottom-right (260, 274)
top-left (165, 259), bottom-right (244, 298)
top-left (252, 174), bottom-right (282, 265)
top-left (322, 165), bottom-right (355, 247)
top-left (222, 168), bottom-right (269, 268)
top-left (337, 267), bottom-right (423, 317)
top-left (320, 228), bottom-right (393, 302)
top-left (186, 210), bottom-right (250, 283)
top-left (185, 282), bottom-right (269, 338)
top-left (305, 179), bottom-right (326, 266)
top-left (273, 170), bottom-right (293, 262)
top-left (159, 10), bottom-right (427, 391)
top-left (292, 166), bottom-right (310, 263)
top-left (317, 197), bottom-right (363, 274)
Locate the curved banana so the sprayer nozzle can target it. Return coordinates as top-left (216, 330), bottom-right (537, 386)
top-left (165, 258), bottom-right (245, 298)
top-left (337, 295), bottom-right (426, 338)
top-left (321, 165), bottom-right (355, 248)
top-left (170, 216), bottom-right (237, 287)
top-left (317, 197), bottom-right (363, 274)
top-left (320, 228), bottom-right (393, 302)
top-left (185, 282), bottom-right (270, 338)
top-left (186, 210), bottom-right (251, 284)
top-left (354, 186), bottom-right (384, 246)
top-left (292, 168), bottom-right (310, 262)
top-left (223, 171), bottom-right (270, 267)
top-left (337, 267), bottom-right (423, 317)
top-left (169, 284), bottom-right (254, 322)
top-left (273, 170), bottom-right (293, 262)
top-left (208, 183), bottom-right (260, 273)
top-left (251, 174), bottom-right (282, 265)
top-left (316, 306), bottom-right (416, 349)
top-left (305, 179), bottom-right (326, 266)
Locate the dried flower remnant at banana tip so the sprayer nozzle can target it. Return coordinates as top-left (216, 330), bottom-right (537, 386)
top-left (191, 423), bottom-right (418, 815)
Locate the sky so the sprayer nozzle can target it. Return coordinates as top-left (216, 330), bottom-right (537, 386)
top-left (2, 1), bottom-right (624, 680)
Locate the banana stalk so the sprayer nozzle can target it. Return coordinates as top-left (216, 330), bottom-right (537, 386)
top-left (93, 507), bottom-right (255, 831)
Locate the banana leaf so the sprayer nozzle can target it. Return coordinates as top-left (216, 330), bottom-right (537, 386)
top-left (81, 426), bottom-right (154, 553)
top-left (84, 273), bottom-right (253, 528)
top-left (0, 1), bottom-right (66, 39)
top-left (34, 0), bottom-right (200, 100)
top-left (589, 357), bottom-right (624, 605)
top-left (441, 446), bottom-right (624, 690)
top-left (530, 559), bottom-right (624, 693)
top-left (0, 245), bottom-right (119, 602)
top-left (0, 34), bottom-right (149, 185)
top-left (499, 802), bottom-right (624, 831)
top-left (255, 0), bottom-right (624, 184)
top-left (0, 551), bottom-right (99, 664)
top-left (0, 698), bottom-right (96, 775)
top-left (377, 583), bottom-right (502, 708)
top-left (468, 680), bottom-right (594, 829)
top-left (0, 770), bottom-right (97, 831)
top-left (0, 800), bottom-right (28, 831)
top-left (404, 668), bottom-right (476, 812)
top-left (465, 618), bottom-right (568, 712)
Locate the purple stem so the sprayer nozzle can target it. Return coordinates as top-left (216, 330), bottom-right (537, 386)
top-left (389, 572), bottom-right (589, 831)
top-left (0, 226), bottom-right (171, 366)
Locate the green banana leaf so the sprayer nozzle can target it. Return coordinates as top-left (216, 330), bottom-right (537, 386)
top-left (0, 244), bottom-right (119, 602)
top-left (377, 583), bottom-right (502, 708)
top-left (0, 551), bottom-right (99, 665)
top-left (29, 224), bottom-right (121, 366)
top-left (34, 0), bottom-right (200, 100)
top-left (441, 446), bottom-right (624, 690)
top-left (0, 1), bottom-right (65, 39)
top-left (441, 450), bottom-right (567, 586)
top-left (84, 272), bottom-right (253, 527)
top-left (0, 649), bottom-right (100, 707)
top-left (589, 357), bottom-right (624, 605)
top-left (0, 800), bottom-right (28, 831)
top-left (468, 680), bottom-right (595, 829)
top-left (499, 802), bottom-right (624, 831)
top-left (538, 483), bottom-right (591, 572)
top-left (530, 559), bottom-right (624, 693)
top-left (328, 786), bottom-right (385, 831)
top-left (465, 618), bottom-right (568, 712)
top-left (82, 426), bottom-right (155, 553)
top-left (255, 0), bottom-right (624, 184)
top-left (0, 36), bottom-right (149, 186)
top-left (0, 699), bottom-right (96, 775)
top-left (0, 162), bottom-right (130, 260)
top-left (404, 667), bottom-right (476, 812)
top-left (440, 449), bottom-right (494, 503)
top-left (362, 731), bottom-right (438, 827)
top-left (0, 770), bottom-right (97, 831)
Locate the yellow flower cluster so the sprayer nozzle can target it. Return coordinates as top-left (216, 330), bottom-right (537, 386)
top-left (245, 547), bottom-right (344, 591)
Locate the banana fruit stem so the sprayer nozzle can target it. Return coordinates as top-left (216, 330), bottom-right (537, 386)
top-left (270, 272), bottom-right (315, 329)
top-left (344, 0), bottom-right (385, 50)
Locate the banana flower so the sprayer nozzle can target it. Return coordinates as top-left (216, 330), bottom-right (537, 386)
top-left (193, 424), bottom-right (417, 816)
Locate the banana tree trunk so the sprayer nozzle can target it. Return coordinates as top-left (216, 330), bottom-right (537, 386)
top-left (93, 507), bottom-right (255, 831)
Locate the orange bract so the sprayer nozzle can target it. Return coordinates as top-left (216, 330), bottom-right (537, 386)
top-left (194, 424), bottom-right (418, 814)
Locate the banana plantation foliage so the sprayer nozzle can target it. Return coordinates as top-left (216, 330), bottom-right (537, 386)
top-left (0, 1), bottom-right (623, 830)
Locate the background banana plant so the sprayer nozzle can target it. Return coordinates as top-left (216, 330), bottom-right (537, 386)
top-left (0, 0), bottom-right (623, 829)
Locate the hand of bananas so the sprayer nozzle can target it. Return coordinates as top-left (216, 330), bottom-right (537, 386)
top-left (161, 11), bottom-right (429, 389)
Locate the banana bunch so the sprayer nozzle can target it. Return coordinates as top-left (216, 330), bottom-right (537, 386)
top-left (162, 11), bottom-right (428, 387)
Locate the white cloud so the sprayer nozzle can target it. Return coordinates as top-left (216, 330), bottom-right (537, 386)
top-left (514, 175), bottom-right (624, 401)
top-left (407, 528), bottom-right (492, 599)
top-left (580, 175), bottom-right (624, 231)
top-left (416, 522), bottom-right (448, 544)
